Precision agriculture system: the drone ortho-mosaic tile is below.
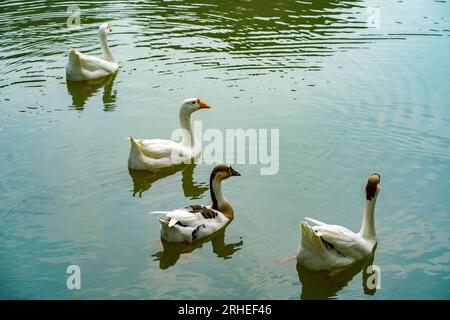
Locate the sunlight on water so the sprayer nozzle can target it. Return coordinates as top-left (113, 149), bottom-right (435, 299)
top-left (0, 0), bottom-right (449, 299)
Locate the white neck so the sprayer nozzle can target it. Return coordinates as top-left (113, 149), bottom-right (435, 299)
top-left (99, 31), bottom-right (115, 63)
top-left (359, 198), bottom-right (377, 240)
top-left (179, 109), bottom-right (195, 147)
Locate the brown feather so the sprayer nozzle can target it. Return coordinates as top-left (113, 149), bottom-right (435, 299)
top-left (365, 175), bottom-right (380, 200)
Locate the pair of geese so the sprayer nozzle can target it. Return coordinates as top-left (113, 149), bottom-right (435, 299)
top-left (66, 23), bottom-right (381, 272)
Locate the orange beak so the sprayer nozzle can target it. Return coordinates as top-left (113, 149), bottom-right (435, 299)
top-left (197, 98), bottom-right (211, 109)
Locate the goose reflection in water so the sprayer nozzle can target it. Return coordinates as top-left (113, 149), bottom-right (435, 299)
top-left (297, 246), bottom-right (378, 300)
top-left (66, 72), bottom-right (117, 111)
top-left (128, 164), bottom-right (208, 198)
top-left (152, 225), bottom-right (243, 270)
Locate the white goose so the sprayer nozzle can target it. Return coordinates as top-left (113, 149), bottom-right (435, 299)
top-left (66, 22), bottom-right (118, 81)
top-left (151, 164), bottom-right (240, 243)
top-left (297, 173), bottom-right (381, 271)
top-left (128, 98), bottom-right (211, 171)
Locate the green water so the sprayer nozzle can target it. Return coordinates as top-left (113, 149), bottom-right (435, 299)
top-left (0, 0), bottom-right (449, 299)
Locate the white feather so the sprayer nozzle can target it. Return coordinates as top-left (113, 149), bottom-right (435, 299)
top-left (297, 175), bottom-right (381, 271)
top-left (150, 206), bottom-right (230, 242)
top-left (66, 24), bottom-right (118, 81)
top-left (168, 218), bottom-right (178, 228)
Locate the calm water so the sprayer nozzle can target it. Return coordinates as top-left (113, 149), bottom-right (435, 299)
top-left (1, 0), bottom-right (449, 299)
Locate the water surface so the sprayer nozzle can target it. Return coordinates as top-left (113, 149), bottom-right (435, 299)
top-left (0, 0), bottom-right (449, 299)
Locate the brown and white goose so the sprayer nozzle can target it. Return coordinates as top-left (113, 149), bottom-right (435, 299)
top-left (297, 173), bottom-right (381, 271)
top-left (150, 164), bottom-right (241, 243)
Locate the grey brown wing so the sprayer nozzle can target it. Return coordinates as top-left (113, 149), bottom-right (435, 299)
top-left (186, 205), bottom-right (218, 219)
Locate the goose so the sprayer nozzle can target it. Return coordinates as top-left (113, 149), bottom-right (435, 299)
top-left (151, 164), bottom-right (240, 243)
top-left (66, 22), bottom-right (119, 81)
top-left (297, 173), bottom-right (381, 271)
top-left (128, 98), bottom-right (211, 171)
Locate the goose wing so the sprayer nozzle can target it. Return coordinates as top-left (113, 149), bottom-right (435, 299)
top-left (77, 52), bottom-right (117, 73)
top-left (312, 224), bottom-right (364, 258)
top-left (134, 139), bottom-right (181, 159)
top-left (152, 205), bottom-right (224, 228)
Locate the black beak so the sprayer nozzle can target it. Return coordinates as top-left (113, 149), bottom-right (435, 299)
top-left (372, 173), bottom-right (381, 180)
top-left (230, 167), bottom-right (241, 176)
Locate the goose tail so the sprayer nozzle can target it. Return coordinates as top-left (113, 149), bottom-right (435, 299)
top-left (158, 218), bottom-right (179, 229)
top-left (151, 211), bottom-right (180, 227)
top-left (300, 222), bottom-right (324, 250)
top-left (129, 136), bottom-right (142, 153)
top-left (150, 211), bottom-right (170, 218)
top-left (128, 136), bottom-right (145, 168)
top-left (304, 217), bottom-right (327, 227)
top-left (68, 48), bottom-right (82, 67)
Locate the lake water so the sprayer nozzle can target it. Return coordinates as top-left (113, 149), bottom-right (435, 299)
top-left (0, 0), bottom-right (449, 299)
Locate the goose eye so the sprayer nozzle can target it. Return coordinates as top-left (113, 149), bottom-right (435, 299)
top-left (192, 101), bottom-right (195, 105)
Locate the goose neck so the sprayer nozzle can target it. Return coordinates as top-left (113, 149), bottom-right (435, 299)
top-left (99, 31), bottom-right (115, 63)
top-left (359, 198), bottom-right (377, 240)
top-left (179, 109), bottom-right (195, 146)
top-left (210, 176), bottom-right (233, 219)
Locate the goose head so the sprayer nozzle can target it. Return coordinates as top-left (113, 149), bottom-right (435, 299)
top-left (210, 164), bottom-right (241, 182)
top-left (365, 173), bottom-right (381, 201)
top-left (180, 98), bottom-right (211, 115)
top-left (99, 22), bottom-right (113, 34)
top-left (209, 164), bottom-right (240, 216)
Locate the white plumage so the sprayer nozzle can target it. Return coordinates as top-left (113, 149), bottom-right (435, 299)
top-left (66, 22), bottom-right (118, 81)
top-left (297, 174), bottom-right (381, 271)
top-left (128, 98), bottom-right (211, 171)
top-left (152, 207), bottom-right (230, 243)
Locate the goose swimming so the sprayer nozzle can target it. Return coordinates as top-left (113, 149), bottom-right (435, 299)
top-left (151, 164), bottom-right (240, 243)
top-left (297, 173), bottom-right (381, 271)
top-left (66, 22), bottom-right (118, 81)
top-left (128, 98), bottom-right (211, 171)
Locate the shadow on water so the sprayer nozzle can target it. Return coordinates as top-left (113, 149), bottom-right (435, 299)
top-left (128, 164), bottom-right (208, 198)
top-left (151, 225), bottom-right (243, 270)
top-left (129, 0), bottom-right (367, 72)
top-left (297, 246), bottom-right (378, 300)
top-left (66, 72), bottom-right (118, 111)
